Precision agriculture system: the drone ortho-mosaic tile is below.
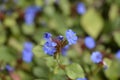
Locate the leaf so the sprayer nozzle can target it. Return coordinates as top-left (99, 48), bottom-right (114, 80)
top-left (65, 63), bottom-right (85, 79)
top-left (81, 8), bottom-right (104, 38)
top-left (103, 58), bottom-right (112, 69)
top-left (0, 46), bottom-right (16, 63)
top-left (113, 31), bottom-right (120, 47)
top-left (33, 66), bottom-right (50, 79)
top-left (109, 4), bottom-right (119, 21)
top-left (0, 27), bottom-right (6, 45)
top-left (22, 24), bottom-right (35, 35)
top-left (59, 0), bottom-right (70, 16)
top-left (104, 61), bottom-right (120, 79)
top-left (32, 45), bottom-right (47, 58)
top-left (3, 17), bottom-right (17, 27)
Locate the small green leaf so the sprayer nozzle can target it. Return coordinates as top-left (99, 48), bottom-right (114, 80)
top-left (65, 63), bottom-right (85, 79)
top-left (81, 8), bottom-right (104, 38)
top-left (113, 31), bottom-right (120, 47)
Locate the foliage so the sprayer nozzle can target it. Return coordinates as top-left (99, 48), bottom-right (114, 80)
top-left (0, 0), bottom-right (120, 80)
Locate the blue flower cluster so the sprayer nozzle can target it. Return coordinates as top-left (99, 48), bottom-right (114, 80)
top-left (22, 42), bottom-right (33, 63)
top-left (91, 51), bottom-right (103, 63)
top-left (84, 36), bottom-right (96, 49)
top-left (24, 6), bottom-right (42, 25)
top-left (76, 2), bottom-right (86, 15)
top-left (43, 29), bottom-right (78, 56)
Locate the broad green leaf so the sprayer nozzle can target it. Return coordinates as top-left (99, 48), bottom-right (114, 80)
top-left (81, 8), bottom-right (104, 38)
top-left (33, 66), bottom-right (50, 79)
top-left (104, 61), bottom-right (120, 79)
top-left (65, 63), bottom-right (85, 79)
top-left (113, 31), bottom-right (120, 47)
top-left (0, 46), bottom-right (16, 63)
top-left (109, 4), bottom-right (119, 21)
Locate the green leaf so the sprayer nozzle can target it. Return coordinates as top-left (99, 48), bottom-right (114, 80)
top-left (103, 58), bottom-right (112, 68)
top-left (59, 0), bottom-right (70, 16)
top-left (81, 8), bottom-right (104, 38)
top-left (3, 17), bottom-right (17, 27)
top-left (65, 63), bottom-right (85, 79)
top-left (109, 4), bottom-right (119, 21)
top-left (22, 24), bottom-right (35, 35)
top-left (35, 0), bottom-right (44, 6)
top-left (0, 46), bottom-right (16, 63)
top-left (104, 61), bottom-right (120, 79)
top-left (113, 31), bottom-right (120, 47)
top-left (0, 27), bottom-right (6, 45)
top-left (33, 45), bottom-right (47, 58)
top-left (33, 66), bottom-right (50, 79)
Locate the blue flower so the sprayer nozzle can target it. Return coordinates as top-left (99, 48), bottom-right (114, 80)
top-left (76, 2), bottom-right (86, 15)
top-left (66, 29), bottom-right (78, 45)
top-left (44, 32), bottom-right (52, 41)
top-left (84, 36), bottom-right (96, 49)
top-left (115, 50), bottom-right (120, 60)
top-left (43, 41), bottom-right (57, 55)
top-left (57, 35), bottom-right (64, 41)
top-left (61, 45), bottom-right (69, 56)
top-left (24, 6), bottom-right (41, 25)
top-left (23, 42), bottom-right (33, 51)
top-left (5, 64), bottom-right (14, 72)
top-left (22, 42), bottom-right (33, 63)
top-left (91, 51), bottom-right (103, 63)
top-left (22, 50), bottom-right (33, 63)
top-left (76, 78), bottom-right (87, 80)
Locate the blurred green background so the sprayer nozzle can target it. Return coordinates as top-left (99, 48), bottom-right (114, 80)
top-left (0, 0), bottom-right (120, 80)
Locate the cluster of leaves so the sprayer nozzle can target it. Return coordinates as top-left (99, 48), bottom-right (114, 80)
top-left (0, 0), bottom-right (120, 80)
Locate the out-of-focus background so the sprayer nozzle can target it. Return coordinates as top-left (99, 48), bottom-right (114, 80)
top-left (0, 0), bottom-right (120, 80)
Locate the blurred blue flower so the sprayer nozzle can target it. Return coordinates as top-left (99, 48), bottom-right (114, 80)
top-left (6, 64), bottom-right (14, 72)
top-left (44, 32), bottom-right (52, 41)
top-left (24, 6), bottom-right (41, 25)
top-left (84, 36), bottom-right (96, 49)
top-left (76, 78), bottom-right (87, 80)
top-left (91, 51), bottom-right (103, 63)
top-left (61, 45), bottom-right (69, 56)
top-left (66, 29), bottom-right (78, 45)
top-left (43, 41), bottom-right (57, 55)
top-left (22, 42), bottom-right (33, 63)
top-left (76, 2), bottom-right (86, 15)
top-left (115, 50), bottom-right (120, 60)
top-left (23, 42), bottom-right (33, 51)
